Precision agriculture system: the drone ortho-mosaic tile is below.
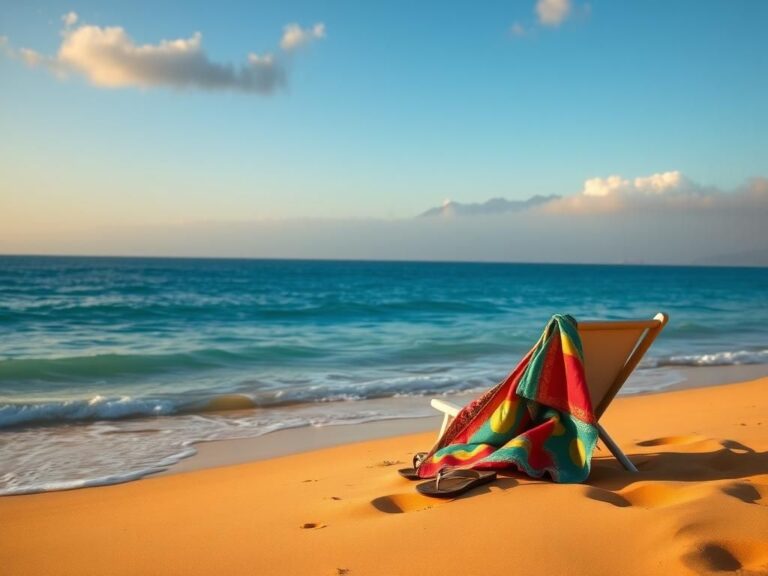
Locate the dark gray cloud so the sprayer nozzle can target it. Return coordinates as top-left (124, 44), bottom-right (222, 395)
top-left (420, 195), bottom-right (559, 217)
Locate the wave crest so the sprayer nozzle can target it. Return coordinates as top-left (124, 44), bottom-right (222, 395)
top-left (651, 349), bottom-right (768, 367)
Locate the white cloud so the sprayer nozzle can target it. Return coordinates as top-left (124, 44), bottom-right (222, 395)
top-left (280, 23), bottom-right (325, 51)
top-left (580, 171), bottom-right (687, 198)
top-left (18, 48), bottom-right (46, 67)
top-left (5, 14), bottom-right (327, 94)
top-left (633, 171), bottom-right (686, 193)
top-left (59, 26), bottom-right (283, 92)
top-left (510, 22), bottom-right (527, 37)
top-left (62, 11), bottom-right (78, 27)
top-left (545, 171), bottom-right (741, 214)
top-left (536, 0), bottom-right (571, 27)
top-left (581, 175), bottom-right (629, 197)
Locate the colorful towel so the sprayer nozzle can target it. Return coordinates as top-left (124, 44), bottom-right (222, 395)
top-left (417, 314), bottom-right (598, 483)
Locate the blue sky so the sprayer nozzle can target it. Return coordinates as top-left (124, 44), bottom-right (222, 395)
top-left (1, 1), bottom-right (767, 261)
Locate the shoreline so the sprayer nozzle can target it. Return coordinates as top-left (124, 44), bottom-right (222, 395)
top-left (161, 363), bottom-right (768, 477)
top-left (2, 374), bottom-right (766, 575)
top-left (1, 364), bottom-right (765, 499)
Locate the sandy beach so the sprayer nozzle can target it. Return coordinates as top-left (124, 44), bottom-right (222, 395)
top-left (2, 375), bottom-right (767, 576)
top-left (3, 1), bottom-right (767, 573)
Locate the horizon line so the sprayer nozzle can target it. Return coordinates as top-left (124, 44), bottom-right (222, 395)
top-left (1, 253), bottom-right (765, 270)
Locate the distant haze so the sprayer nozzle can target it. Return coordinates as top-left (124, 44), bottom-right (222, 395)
top-left (3, 172), bottom-right (767, 266)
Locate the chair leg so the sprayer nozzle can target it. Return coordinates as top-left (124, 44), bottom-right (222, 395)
top-left (437, 414), bottom-right (452, 441)
top-left (596, 423), bottom-right (638, 473)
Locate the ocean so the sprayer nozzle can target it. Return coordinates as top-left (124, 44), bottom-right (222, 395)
top-left (1, 256), bottom-right (767, 495)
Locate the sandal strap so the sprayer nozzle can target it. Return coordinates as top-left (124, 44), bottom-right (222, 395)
top-left (412, 451), bottom-right (427, 469)
top-left (435, 468), bottom-right (485, 490)
top-left (435, 467), bottom-right (446, 491)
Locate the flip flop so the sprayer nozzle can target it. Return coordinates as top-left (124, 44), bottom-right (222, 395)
top-left (416, 469), bottom-right (497, 498)
top-left (397, 452), bottom-right (428, 480)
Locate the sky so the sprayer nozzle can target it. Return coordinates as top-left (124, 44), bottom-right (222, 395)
top-left (1, 0), bottom-right (767, 263)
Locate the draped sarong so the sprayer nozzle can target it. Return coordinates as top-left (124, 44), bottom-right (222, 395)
top-left (417, 314), bottom-right (598, 483)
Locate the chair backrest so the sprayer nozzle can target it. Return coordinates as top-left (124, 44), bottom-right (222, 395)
top-left (577, 313), bottom-right (668, 419)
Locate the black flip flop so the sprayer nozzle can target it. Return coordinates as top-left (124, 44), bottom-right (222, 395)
top-left (397, 452), bottom-right (428, 480)
top-left (416, 469), bottom-right (497, 498)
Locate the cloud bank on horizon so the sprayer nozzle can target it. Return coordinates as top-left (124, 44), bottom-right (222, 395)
top-left (2, 12), bottom-right (325, 93)
top-left (422, 171), bottom-right (768, 217)
top-left (3, 171), bottom-right (767, 266)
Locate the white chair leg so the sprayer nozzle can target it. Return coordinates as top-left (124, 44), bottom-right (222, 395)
top-left (431, 398), bottom-right (461, 442)
top-left (437, 414), bottom-right (453, 441)
top-left (596, 423), bottom-right (638, 473)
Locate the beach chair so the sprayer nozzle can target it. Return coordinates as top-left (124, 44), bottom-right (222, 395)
top-left (430, 313), bottom-right (669, 473)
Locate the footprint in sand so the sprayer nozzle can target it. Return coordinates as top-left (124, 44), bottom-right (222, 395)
top-left (585, 482), bottom-right (703, 509)
top-left (300, 522), bottom-right (327, 529)
top-left (721, 482), bottom-right (768, 506)
top-left (683, 541), bottom-right (768, 574)
top-left (370, 493), bottom-right (437, 514)
top-left (685, 543), bottom-right (742, 572)
top-left (620, 482), bottom-right (706, 508)
top-left (636, 435), bottom-right (707, 447)
top-left (588, 479), bottom-right (768, 510)
top-left (583, 487), bottom-right (631, 508)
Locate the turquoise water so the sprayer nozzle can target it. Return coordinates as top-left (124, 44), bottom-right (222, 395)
top-left (1, 256), bottom-right (767, 493)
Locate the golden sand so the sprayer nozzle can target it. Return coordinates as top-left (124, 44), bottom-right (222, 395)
top-left (2, 378), bottom-right (767, 575)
